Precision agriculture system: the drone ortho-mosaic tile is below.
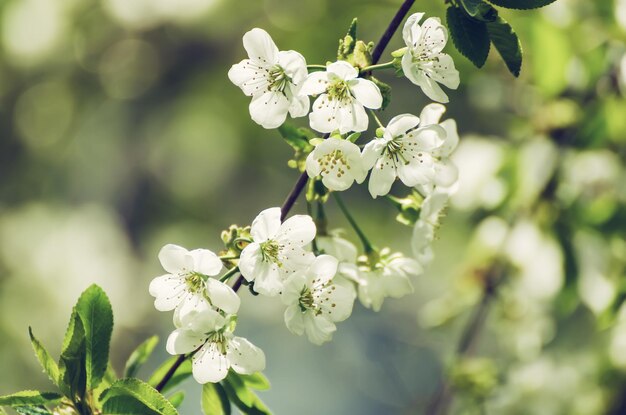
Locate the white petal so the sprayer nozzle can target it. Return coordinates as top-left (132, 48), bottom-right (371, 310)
top-left (189, 249), bottom-right (222, 276)
top-left (228, 337), bottom-right (266, 375)
top-left (166, 329), bottom-right (206, 355)
top-left (368, 157), bottom-right (396, 198)
top-left (418, 73), bottom-right (449, 103)
top-left (250, 207), bottom-right (282, 242)
top-left (288, 94), bottom-right (310, 118)
top-left (434, 159), bottom-right (459, 187)
top-left (243, 28), bottom-right (278, 65)
top-left (284, 305), bottom-right (305, 335)
top-left (402, 12), bottom-right (425, 47)
top-left (249, 91), bottom-right (290, 129)
top-left (252, 261), bottom-right (284, 297)
top-left (338, 100), bottom-right (368, 134)
top-left (418, 17), bottom-right (448, 54)
top-left (277, 50), bottom-right (308, 84)
top-left (309, 95), bottom-right (340, 133)
top-left (239, 243), bottom-right (262, 281)
top-left (322, 168), bottom-right (355, 191)
top-left (192, 343), bottom-right (230, 383)
top-left (158, 244), bottom-right (191, 274)
top-left (386, 114), bottom-right (421, 137)
top-left (384, 273), bottom-right (414, 299)
top-left (305, 149), bottom-right (323, 178)
top-left (306, 254), bottom-right (338, 285)
top-left (397, 159), bottom-right (435, 187)
top-left (419, 103), bottom-right (446, 126)
top-left (227, 60), bottom-right (269, 96)
top-left (176, 296), bottom-right (223, 331)
top-left (409, 124), bottom-right (447, 152)
top-left (327, 60), bottom-right (358, 80)
top-left (280, 248), bottom-right (315, 276)
top-left (303, 314), bottom-right (336, 345)
top-left (349, 78), bottom-right (382, 109)
top-left (149, 275), bottom-right (186, 311)
top-left (281, 273), bottom-right (307, 304)
top-left (300, 71), bottom-right (331, 96)
top-left (438, 119), bottom-right (459, 156)
top-left (277, 214), bottom-right (316, 246)
top-left (358, 272), bottom-right (387, 311)
top-left (316, 235), bottom-right (358, 263)
top-left (323, 282), bottom-right (355, 322)
top-left (425, 54), bottom-right (460, 89)
top-left (206, 278), bottom-right (240, 314)
top-left (401, 52), bottom-right (421, 85)
top-left (362, 140), bottom-right (385, 170)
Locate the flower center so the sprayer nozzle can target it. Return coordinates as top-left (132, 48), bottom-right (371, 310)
top-left (383, 137), bottom-right (410, 165)
top-left (206, 331), bottom-right (228, 355)
top-left (326, 79), bottom-right (351, 102)
top-left (267, 65), bottom-right (291, 93)
top-left (260, 240), bottom-right (283, 266)
top-left (185, 272), bottom-right (207, 294)
top-left (318, 149), bottom-right (351, 178)
top-left (298, 278), bottom-right (335, 316)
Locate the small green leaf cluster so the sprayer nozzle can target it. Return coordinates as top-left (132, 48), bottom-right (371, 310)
top-left (446, 0), bottom-right (556, 76)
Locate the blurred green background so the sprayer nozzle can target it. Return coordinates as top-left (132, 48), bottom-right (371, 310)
top-left (1, 0), bottom-right (625, 413)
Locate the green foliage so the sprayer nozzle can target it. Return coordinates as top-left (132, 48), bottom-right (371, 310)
top-left (125, 335), bottom-right (160, 378)
top-left (147, 357), bottom-right (193, 394)
top-left (221, 372), bottom-right (271, 415)
top-left (458, 0), bottom-right (498, 21)
top-left (370, 77), bottom-right (391, 110)
top-left (28, 328), bottom-right (60, 388)
top-left (202, 383), bottom-right (231, 415)
top-left (0, 392), bottom-right (62, 407)
top-left (14, 407), bottom-right (53, 415)
top-left (100, 378), bottom-right (179, 415)
top-left (167, 391), bottom-right (185, 408)
top-left (487, 0), bottom-right (557, 10)
top-left (447, 7), bottom-right (491, 68)
top-left (277, 123), bottom-right (314, 171)
top-left (74, 284), bottom-right (114, 390)
top-left (486, 16), bottom-right (523, 77)
top-left (386, 192), bottom-right (424, 226)
top-left (58, 311), bottom-right (87, 401)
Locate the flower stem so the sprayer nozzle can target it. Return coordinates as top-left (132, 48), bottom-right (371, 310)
top-left (307, 64), bottom-right (327, 71)
top-left (361, 61), bottom-right (395, 72)
top-left (369, 109), bottom-right (385, 129)
top-left (219, 266), bottom-right (240, 282)
top-left (155, 354), bottom-right (188, 392)
top-left (306, 200), bottom-right (320, 255)
top-left (333, 193), bottom-right (374, 254)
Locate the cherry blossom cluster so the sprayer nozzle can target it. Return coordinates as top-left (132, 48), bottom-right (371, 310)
top-left (148, 11), bottom-right (460, 385)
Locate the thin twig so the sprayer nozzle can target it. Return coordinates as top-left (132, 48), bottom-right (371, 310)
top-left (426, 264), bottom-right (503, 415)
top-left (155, 353), bottom-right (187, 392)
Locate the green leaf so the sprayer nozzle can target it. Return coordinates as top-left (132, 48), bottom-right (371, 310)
top-left (99, 396), bottom-right (161, 415)
top-left (14, 406), bottom-right (53, 415)
top-left (278, 123), bottom-right (315, 171)
top-left (487, 16), bottom-right (522, 76)
top-left (201, 383), bottom-right (231, 415)
top-left (238, 373), bottom-right (270, 391)
top-left (370, 77), bottom-right (391, 110)
top-left (74, 284), bottom-right (114, 390)
top-left (100, 378), bottom-right (178, 415)
top-left (447, 6), bottom-right (490, 68)
top-left (487, 0), bottom-right (557, 9)
top-left (0, 391), bottom-right (62, 407)
top-left (167, 391), bottom-right (185, 409)
top-left (58, 311), bottom-right (87, 400)
top-left (222, 372), bottom-right (271, 415)
top-left (458, 0), bottom-right (498, 21)
top-left (28, 327), bottom-right (60, 388)
top-left (124, 336), bottom-right (159, 378)
top-left (147, 357), bottom-right (192, 395)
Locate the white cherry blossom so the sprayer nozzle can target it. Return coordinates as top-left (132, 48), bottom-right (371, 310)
top-left (239, 207), bottom-right (316, 296)
top-left (419, 103), bottom-right (460, 188)
top-left (149, 244), bottom-right (240, 316)
top-left (401, 13), bottom-right (460, 103)
top-left (166, 310), bottom-right (265, 384)
top-left (281, 255), bottom-right (355, 345)
top-left (300, 61), bottom-right (382, 134)
top-left (305, 137), bottom-right (368, 191)
top-left (412, 186), bottom-right (451, 266)
top-left (228, 28), bottom-right (309, 129)
top-left (357, 249), bottom-right (421, 311)
top-left (362, 113), bottom-right (447, 198)
top-left (317, 232), bottom-right (360, 298)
